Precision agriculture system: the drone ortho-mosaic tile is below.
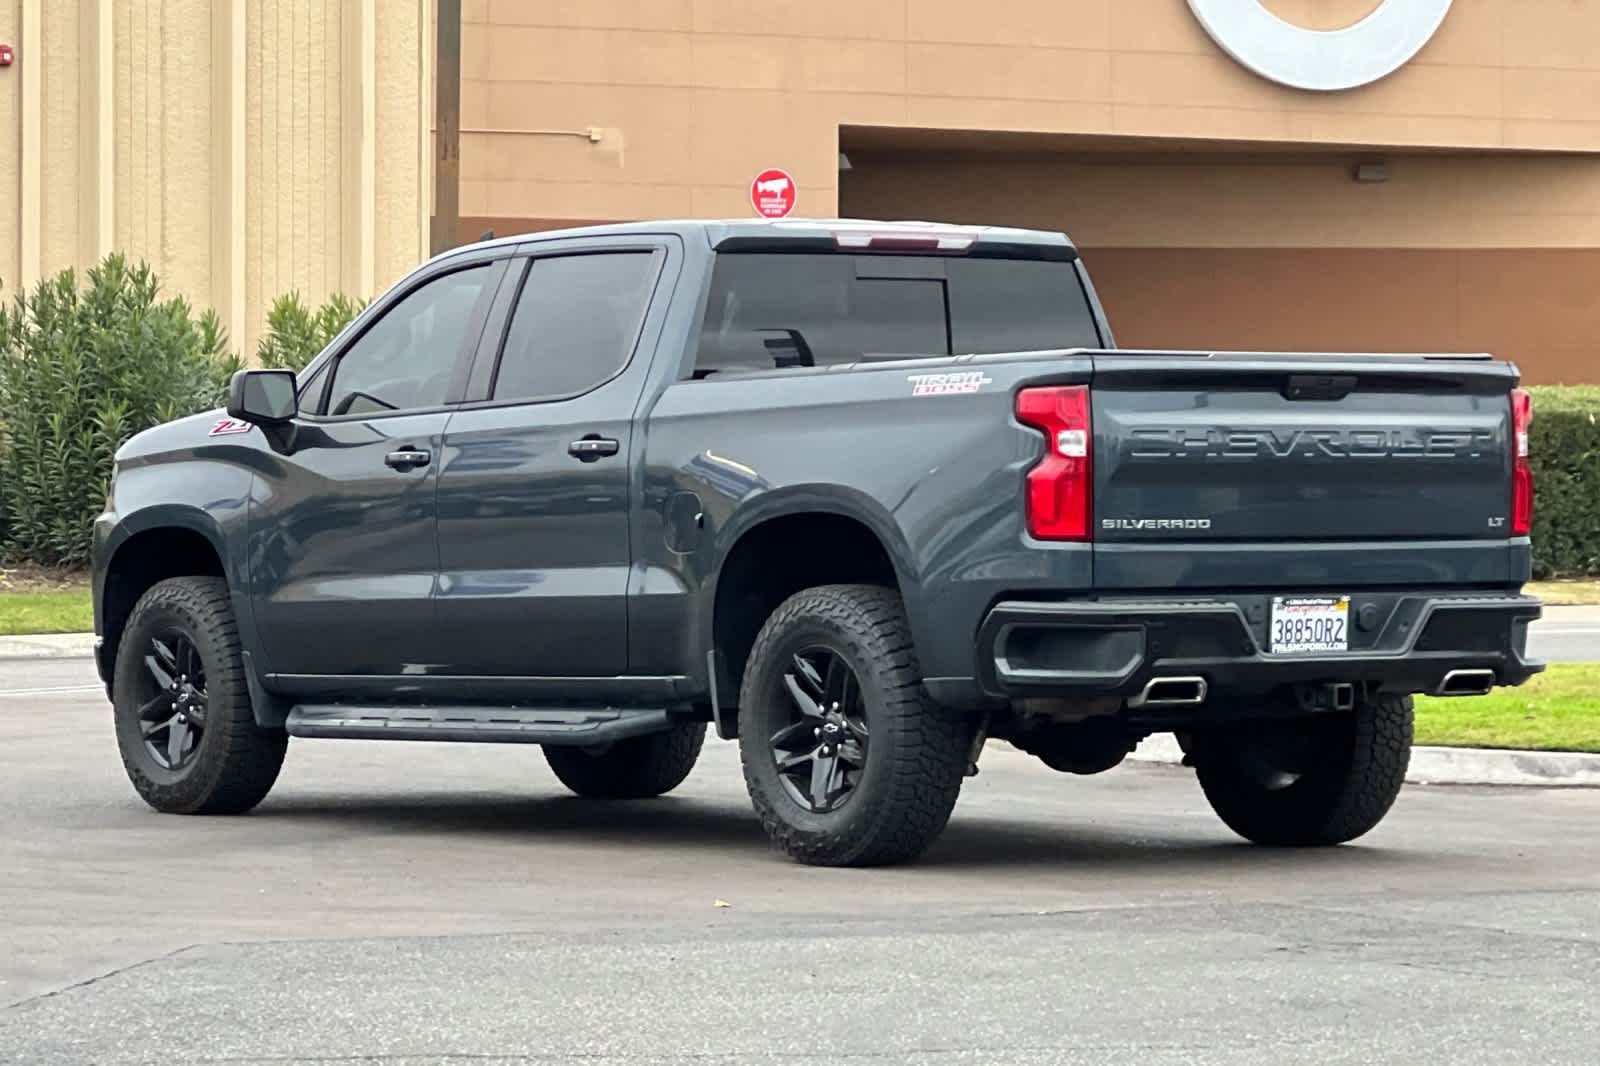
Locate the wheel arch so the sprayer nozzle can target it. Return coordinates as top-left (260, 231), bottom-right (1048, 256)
top-left (98, 508), bottom-right (232, 690)
top-left (704, 488), bottom-right (920, 738)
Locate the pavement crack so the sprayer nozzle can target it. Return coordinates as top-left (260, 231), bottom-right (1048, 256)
top-left (0, 944), bottom-right (200, 1013)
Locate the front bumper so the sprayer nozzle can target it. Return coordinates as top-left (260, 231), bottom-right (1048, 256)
top-left (975, 592), bottom-right (1543, 704)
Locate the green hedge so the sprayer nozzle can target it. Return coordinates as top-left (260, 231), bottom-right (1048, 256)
top-left (1528, 385), bottom-right (1600, 579)
top-left (255, 291), bottom-right (366, 373)
top-left (0, 256), bottom-right (241, 566)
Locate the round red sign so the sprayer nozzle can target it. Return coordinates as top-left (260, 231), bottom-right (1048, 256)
top-left (750, 168), bottom-right (797, 219)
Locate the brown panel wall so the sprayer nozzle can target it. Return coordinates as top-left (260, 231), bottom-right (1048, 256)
top-left (452, 0), bottom-right (1600, 226)
top-left (457, 216), bottom-right (608, 243)
top-left (1082, 247), bottom-right (1600, 385)
top-left (840, 152), bottom-right (1600, 250)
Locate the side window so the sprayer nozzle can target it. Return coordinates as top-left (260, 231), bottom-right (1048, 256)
top-left (692, 253), bottom-right (1102, 377)
top-left (946, 258), bottom-right (1102, 353)
top-left (324, 264), bottom-right (494, 417)
top-left (491, 251), bottom-right (659, 403)
top-left (694, 255), bottom-right (950, 377)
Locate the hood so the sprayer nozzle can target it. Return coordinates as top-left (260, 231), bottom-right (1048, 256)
top-left (114, 408), bottom-right (233, 463)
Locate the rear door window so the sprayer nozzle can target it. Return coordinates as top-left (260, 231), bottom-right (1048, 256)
top-left (693, 253), bottom-right (1100, 377)
top-left (490, 251), bottom-right (660, 403)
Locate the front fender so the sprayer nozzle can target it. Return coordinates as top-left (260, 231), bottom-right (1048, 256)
top-left (93, 453), bottom-right (256, 681)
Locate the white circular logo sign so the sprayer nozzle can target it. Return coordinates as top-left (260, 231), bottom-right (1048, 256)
top-left (1187, 0), bottom-right (1454, 92)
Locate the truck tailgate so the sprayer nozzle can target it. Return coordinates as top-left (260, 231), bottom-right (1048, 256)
top-left (1090, 352), bottom-right (1517, 551)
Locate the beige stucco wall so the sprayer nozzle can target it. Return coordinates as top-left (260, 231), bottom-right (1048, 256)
top-left (458, 0), bottom-right (1600, 228)
top-left (0, 0), bottom-right (427, 355)
top-left (0, 0), bottom-right (24, 294)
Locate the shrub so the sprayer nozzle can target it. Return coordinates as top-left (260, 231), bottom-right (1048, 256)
top-left (0, 255), bottom-right (242, 567)
top-left (256, 291), bottom-right (365, 372)
top-left (1527, 385), bottom-right (1600, 579)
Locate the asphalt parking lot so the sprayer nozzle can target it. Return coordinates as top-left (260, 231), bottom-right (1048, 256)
top-left (3, 657), bottom-right (1599, 1065)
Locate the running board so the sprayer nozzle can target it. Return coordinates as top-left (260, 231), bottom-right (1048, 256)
top-left (284, 705), bottom-right (673, 746)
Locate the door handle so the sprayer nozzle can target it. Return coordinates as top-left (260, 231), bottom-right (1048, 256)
top-left (568, 437), bottom-right (620, 462)
top-left (384, 447), bottom-right (432, 471)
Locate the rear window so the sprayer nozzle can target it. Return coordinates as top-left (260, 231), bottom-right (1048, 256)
top-left (693, 253), bottom-right (1100, 377)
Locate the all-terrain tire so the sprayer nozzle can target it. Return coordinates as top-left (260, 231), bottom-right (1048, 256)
top-left (738, 584), bottom-right (971, 867)
top-left (1188, 693), bottom-right (1413, 846)
top-left (543, 722), bottom-right (707, 799)
top-left (112, 576), bottom-right (287, 814)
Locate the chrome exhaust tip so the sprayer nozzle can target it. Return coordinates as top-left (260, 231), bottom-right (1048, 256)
top-left (1434, 668), bottom-right (1495, 697)
top-left (1129, 676), bottom-right (1209, 708)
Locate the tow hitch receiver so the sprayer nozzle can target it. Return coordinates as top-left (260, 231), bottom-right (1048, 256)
top-left (1297, 682), bottom-right (1357, 714)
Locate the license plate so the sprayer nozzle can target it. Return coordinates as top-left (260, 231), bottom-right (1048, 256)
top-left (1269, 596), bottom-right (1350, 654)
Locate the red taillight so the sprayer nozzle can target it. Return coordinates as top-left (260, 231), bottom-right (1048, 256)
top-left (1511, 387), bottom-right (1533, 536)
top-left (1016, 385), bottom-right (1092, 541)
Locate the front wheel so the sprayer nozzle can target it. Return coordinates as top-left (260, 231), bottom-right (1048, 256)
top-left (1185, 693), bottom-right (1413, 846)
top-left (112, 576), bottom-right (288, 814)
top-left (738, 584), bottom-right (971, 867)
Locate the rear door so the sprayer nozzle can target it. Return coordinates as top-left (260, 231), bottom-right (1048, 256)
top-left (1088, 353), bottom-right (1519, 588)
top-left (430, 236), bottom-right (675, 677)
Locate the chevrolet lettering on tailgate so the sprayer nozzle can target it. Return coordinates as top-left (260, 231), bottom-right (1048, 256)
top-left (1128, 427), bottom-right (1497, 460)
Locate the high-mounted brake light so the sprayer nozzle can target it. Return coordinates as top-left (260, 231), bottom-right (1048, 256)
top-left (1511, 387), bottom-right (1533, 536)
top-left (1015, 385), bottom-right (1092, 541)
top-left (830, 227), bottom-right (978, 253)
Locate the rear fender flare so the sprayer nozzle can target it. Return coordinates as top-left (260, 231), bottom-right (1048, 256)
top-left (698, 484), bottom-right (925, 687)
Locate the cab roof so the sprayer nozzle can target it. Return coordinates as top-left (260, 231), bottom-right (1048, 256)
top-left (434, 217), bottom-right (1079, 265)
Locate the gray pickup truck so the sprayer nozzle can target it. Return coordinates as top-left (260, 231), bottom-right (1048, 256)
top-left (92, 218), bottom-right (1542, 866)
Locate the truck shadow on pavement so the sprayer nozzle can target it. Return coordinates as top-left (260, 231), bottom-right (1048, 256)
top-left (248, 793), bottom-right (1425, 873)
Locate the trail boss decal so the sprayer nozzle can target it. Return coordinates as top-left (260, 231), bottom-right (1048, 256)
top-left (909, 372), bottom-right (992, 397)
top-left (209, 418), bottom-right (254, 437)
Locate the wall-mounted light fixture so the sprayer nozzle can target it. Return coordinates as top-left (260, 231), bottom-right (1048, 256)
top-left (1353, 160), bottom-right (1390, 184)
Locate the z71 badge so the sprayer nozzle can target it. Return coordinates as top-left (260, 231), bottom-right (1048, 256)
top-left (209, 418), bottom-right (254, 437)
top-left (909, 371), bottom-right (992, 397)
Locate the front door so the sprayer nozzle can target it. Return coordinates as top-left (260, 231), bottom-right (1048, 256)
top-left (249, 258), bottom-right (506, 678)
top-left (431, 243), bottom-right (670, 677)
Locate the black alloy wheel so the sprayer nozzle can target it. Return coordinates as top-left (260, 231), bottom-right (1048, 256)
top-left (134, 628), bottom-right (209, 771)
top-left (113, 576), bottom-right (287, 815)
top-left (737, 584), bottom-right (972, 866)
top-left (769, 647), bottom-right (871, 813)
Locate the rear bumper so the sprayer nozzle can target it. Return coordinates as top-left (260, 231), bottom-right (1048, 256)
top-left (971, 592), bottom-right (1543, 706)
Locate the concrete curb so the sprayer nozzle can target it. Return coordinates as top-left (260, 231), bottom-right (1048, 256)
top-left (1541, 604), bottom-right (1600, 623)
top-left (0, 632), bottom-right (96, 660)
top-left (1127, 733), bottom-right (1600, 788)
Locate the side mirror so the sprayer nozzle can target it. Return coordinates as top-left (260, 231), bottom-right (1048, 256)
top-left (227, 369), bottom-right (298, 426)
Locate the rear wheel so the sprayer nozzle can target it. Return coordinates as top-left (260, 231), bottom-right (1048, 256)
top-left (112, 576), bottom-right (287, 814)
top-left (738, 584), bottom-right (971, 867)
top-left (543, 723), bottom-right (706, 799)
top-left (1186, 693), bottom-right (1412, 846)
